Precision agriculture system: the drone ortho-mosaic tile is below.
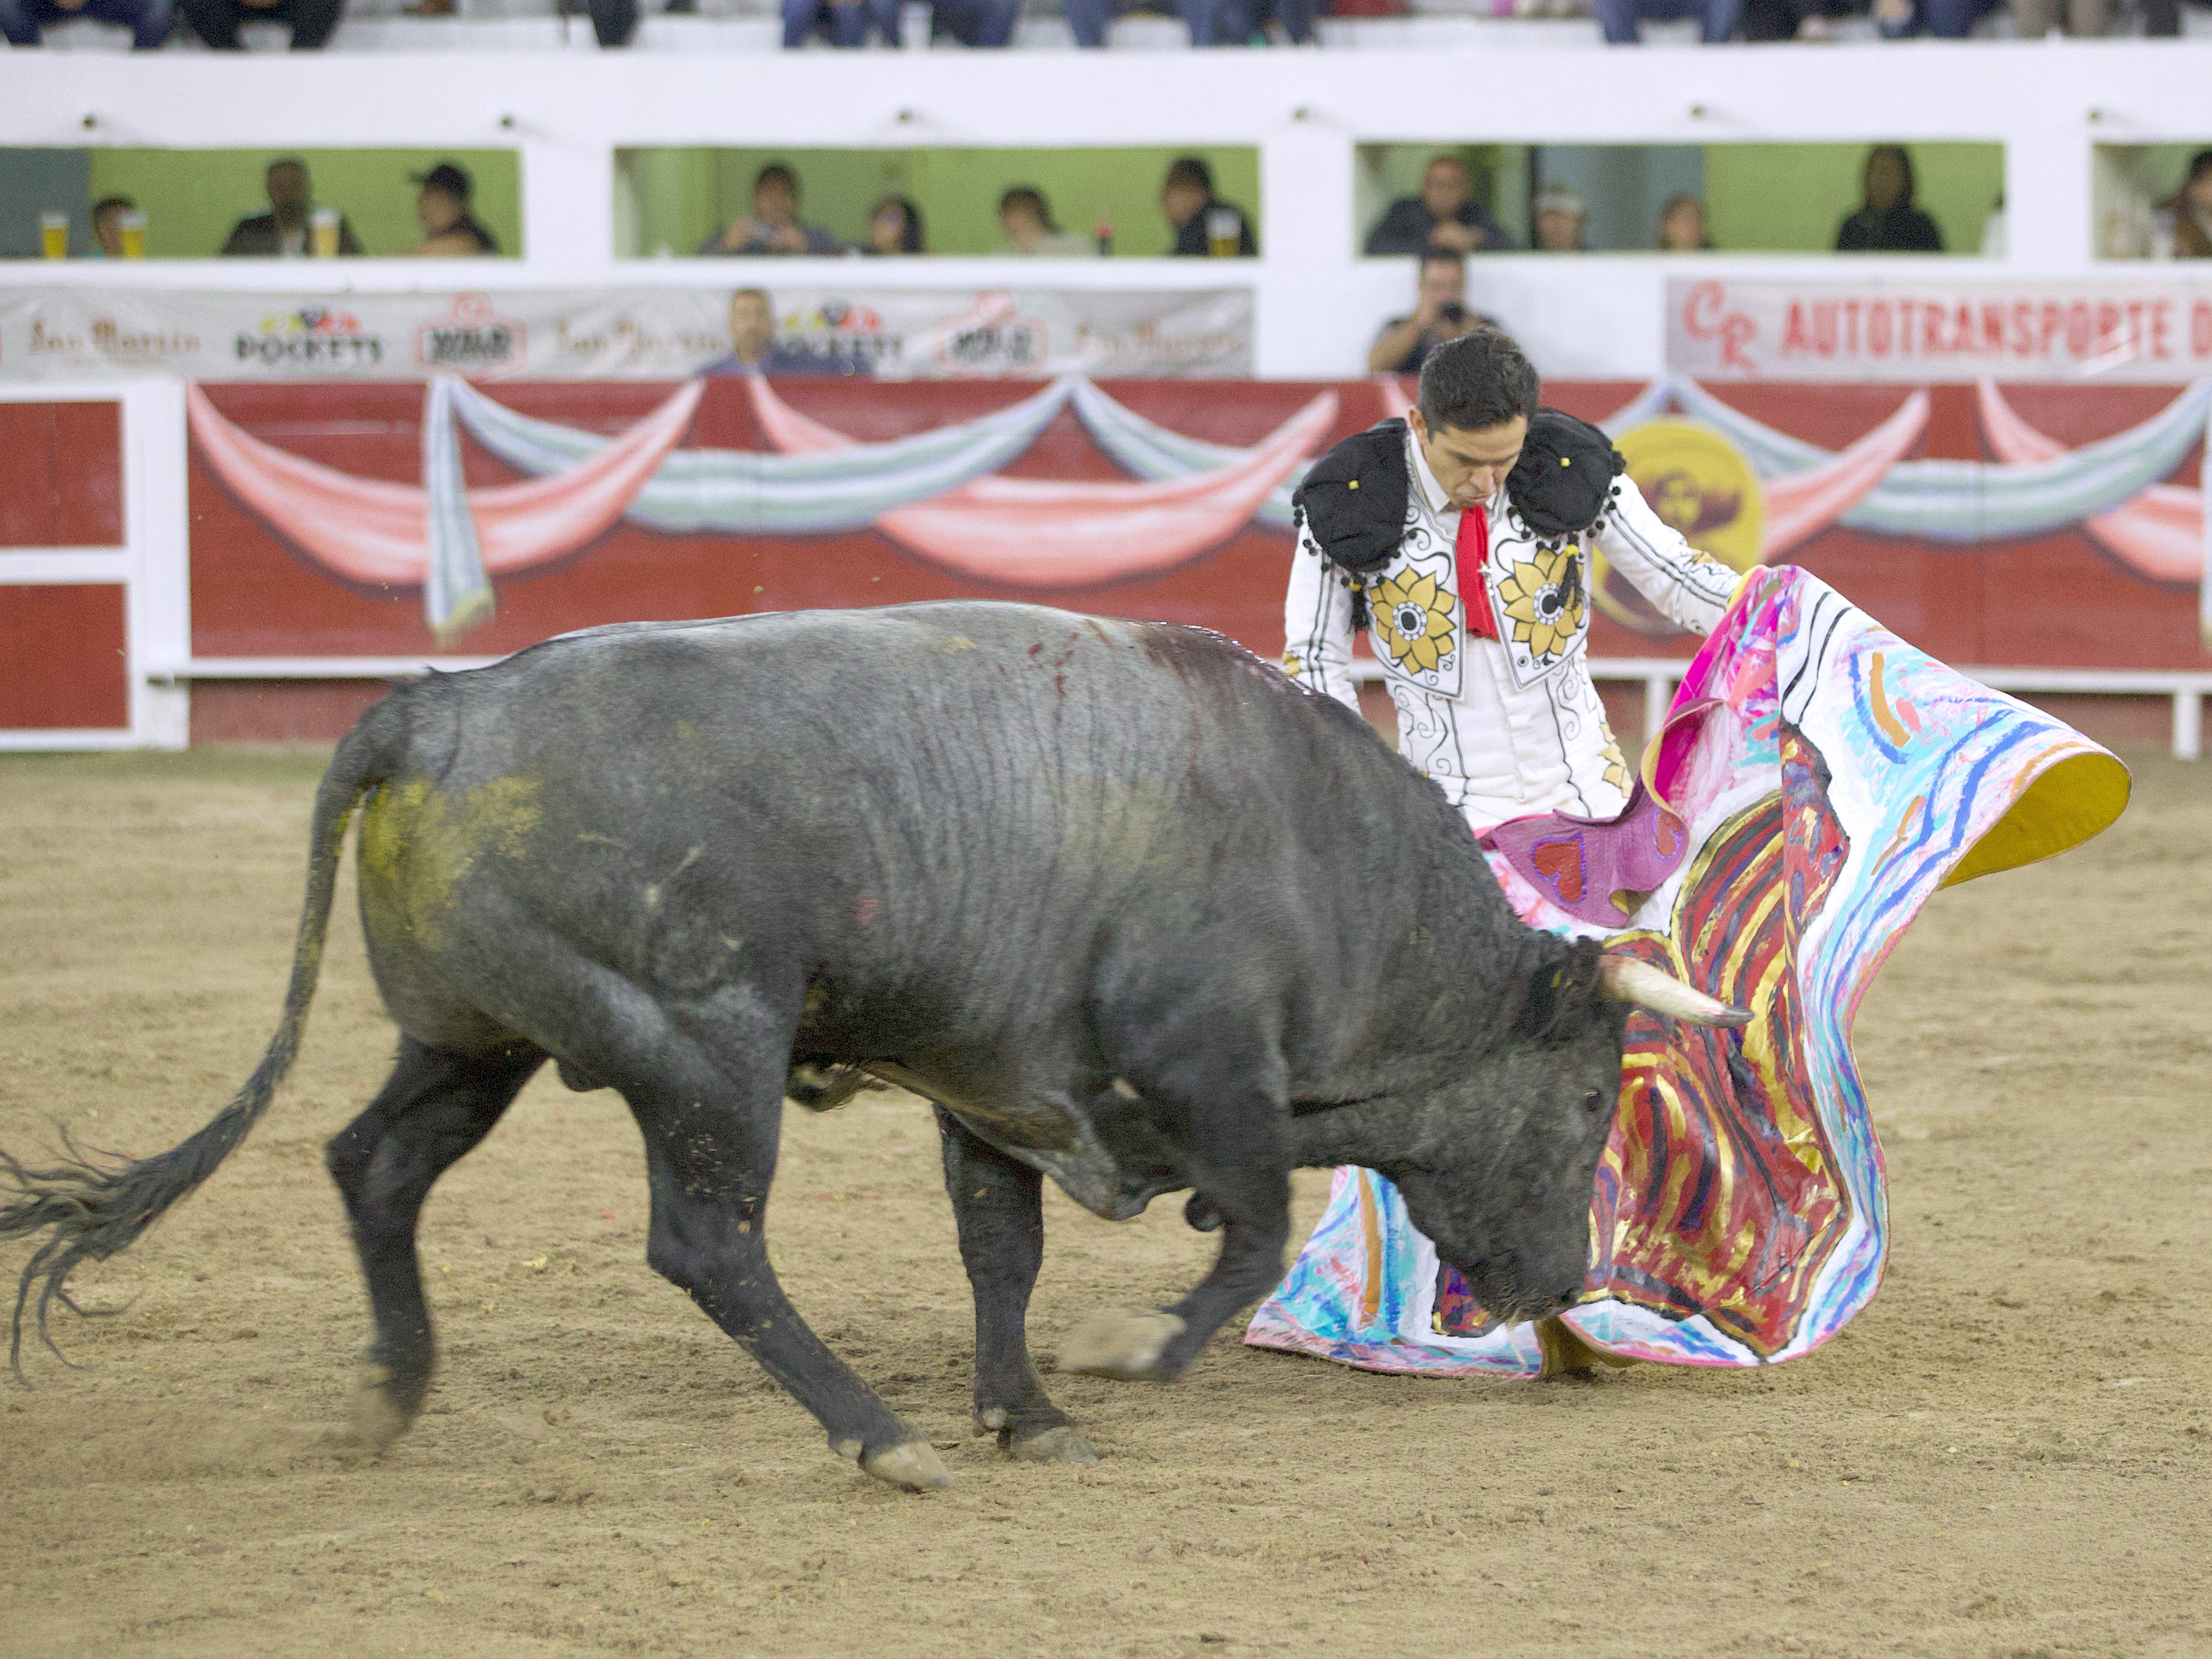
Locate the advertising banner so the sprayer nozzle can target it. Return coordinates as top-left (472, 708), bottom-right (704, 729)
top-left (0, 286), bottom-right (1254, 383)
top-left (176, 375), bottom-right (2208, 671)
top-left (1668, 276), bottom-right (2212, 384)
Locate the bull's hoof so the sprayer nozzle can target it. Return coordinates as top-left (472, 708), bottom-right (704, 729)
top-left (1059, 1308), bottom-right (1187, 1382)
top-left (1005, 1423), bottom-right (1099, 1464)
top-left (847, 1439), bottom-right (950, 1492)
top-left (348, 1363), bottom-right (417, 1454)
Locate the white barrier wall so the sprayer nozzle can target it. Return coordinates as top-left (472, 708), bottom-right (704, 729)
top-left (3, 42), bottom-right (2211, 378)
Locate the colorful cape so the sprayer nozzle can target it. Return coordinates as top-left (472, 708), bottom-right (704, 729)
top-left (1246, 565), bottom-right (2128, 1376)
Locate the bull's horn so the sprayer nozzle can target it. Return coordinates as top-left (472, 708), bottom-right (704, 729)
top-left (1596, 953), bottom-right (1754, 1028)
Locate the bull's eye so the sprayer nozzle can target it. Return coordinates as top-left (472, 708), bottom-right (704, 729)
top-left (1582, 1089), bottom-right (1607, 1116)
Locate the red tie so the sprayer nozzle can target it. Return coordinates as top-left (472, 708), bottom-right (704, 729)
top-left (1455, 502), bottom-right (1499, 642)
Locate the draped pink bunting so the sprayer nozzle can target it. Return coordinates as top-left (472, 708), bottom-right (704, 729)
top-left (1759, 390), bottom-right (1929, 559)
top-left (1975, 381), bottom-right (2203, 584)
top-left (747, 377), bottom-right (1339, 586)
top-left (185, 379), bottom-right (702, 587)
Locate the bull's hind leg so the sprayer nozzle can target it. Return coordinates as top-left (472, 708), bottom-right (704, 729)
top-left (935, 1107), bottom-right (1096, 1464)
top-left (325, 1035), bottom-right (546, 1450)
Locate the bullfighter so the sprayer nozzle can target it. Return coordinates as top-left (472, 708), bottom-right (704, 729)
top-left (1278, 328), bottom-right (1743, 1365)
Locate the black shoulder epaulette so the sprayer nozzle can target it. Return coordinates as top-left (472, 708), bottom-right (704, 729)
top-left (1505, 408), bottom-right (1626, 544)
top-left (1291, 418), bottom-right (1409, 577)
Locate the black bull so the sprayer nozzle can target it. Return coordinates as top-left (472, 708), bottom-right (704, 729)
top-left (0, 603), bottom-right (1745, 1490)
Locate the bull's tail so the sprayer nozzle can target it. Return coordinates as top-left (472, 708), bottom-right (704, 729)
top-left (0, 696), bottom-right (409, 1374)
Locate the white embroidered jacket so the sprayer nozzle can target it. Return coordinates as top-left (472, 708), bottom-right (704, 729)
top-left (1283, 426), bottom-right (1741, 832)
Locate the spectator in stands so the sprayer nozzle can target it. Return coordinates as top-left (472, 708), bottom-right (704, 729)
top-left (402, 162), bottom-right (499, 258)
top-left (1063, 0), bottom-right (1241, 44)
top-left (918, 0), bottom-right (1018, 42)
top-left (1531, 185), bottom-right (1587, 253)
top-left (1738, 0), bottom-right (1850, 40)
top-left (699, 165), bottom-right (842, 257)
top-left (1364, 155), bottom-right (1513, 258)
top-left (91, 196), bottom-right (137, 258)
top-left (1593, 0), bottom-right (1742, 43)
top-left (862, 197), bottom-right (927, 256)
top-left (0, 0), bottom-right (170, 48)
top-left (1235, 0), bottom-right (1315, 42)
top-left (1867, 0), bottom-right (1997, 36)
top-left (1657, 194), bottom-right (1712, 252)
top-left (406, 0), bottom-right (629, 37)
top-left (995, 187), bottom-right (1093, 257)
top-left (1367, 249), bottom-right (1495, 375)
top-left (782, 0), bottom-right (896, 46)
top-left (179, 0), bottom-right (340, 48)
top-left (701, 289), bottom-right (867, 377)
top-left (1161, 157), bottom-right (1257, 257)
top-left (1835, 145), bottom-right (1944, 254)
top-left (220, 160), bottom-right (361, 257)
top-left (2151, 151), bottom-right (2212, 260)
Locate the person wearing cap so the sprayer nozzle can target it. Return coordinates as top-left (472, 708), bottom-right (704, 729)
top-left (1285, 327), bottom-right (1739, 843)
top-left (404, 162), bottom-right (499, 258)
top-left (1531, 185), bottom-right (1588, 253)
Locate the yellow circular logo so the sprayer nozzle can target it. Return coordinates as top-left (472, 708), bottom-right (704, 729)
top-left (1591, 419), bottom-right (1764, 635)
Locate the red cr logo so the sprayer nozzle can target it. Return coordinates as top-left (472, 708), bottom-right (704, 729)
top-left (1683, 281), bottom-right (1757, 374)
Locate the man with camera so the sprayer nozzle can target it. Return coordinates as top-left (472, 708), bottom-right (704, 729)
top-left (1367, 248), bottom-right (1492, 375)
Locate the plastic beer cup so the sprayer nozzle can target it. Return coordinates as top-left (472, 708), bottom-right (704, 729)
top-left (120, 210), bottom-right (147, 260)
top-left (39, 211), bottom-right (68, 260)
top-left (1206, 207), bottom-right (1240, 257)
top-left (310, 206), bottom-right (340, 258)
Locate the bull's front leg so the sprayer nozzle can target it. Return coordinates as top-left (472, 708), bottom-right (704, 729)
top-left (1062, 1072), bottom-right (1292, 1384)
top-left (935, 1106), bottom-right (1096, 1462)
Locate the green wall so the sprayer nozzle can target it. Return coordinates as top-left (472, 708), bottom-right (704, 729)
top-left (617, 145), bottom-right (1261, 259)
top-left (81, 148), bottom-right (523, 259)
top-left (1704, 142), bottom-right (2004, 256)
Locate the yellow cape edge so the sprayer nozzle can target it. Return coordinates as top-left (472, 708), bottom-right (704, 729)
top-left (1939, 747), bottom-right (2132, 890)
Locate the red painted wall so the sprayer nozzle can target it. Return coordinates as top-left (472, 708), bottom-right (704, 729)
top-left (0, 584), bottom-right (129, 730)
top-left (0, 403), bottom-right (124, 549)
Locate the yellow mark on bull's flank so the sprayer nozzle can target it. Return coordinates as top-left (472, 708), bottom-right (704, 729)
top-left (942, 636), bottom-right (978, 654)
top-left (360, 774), bottom-right (544, 951)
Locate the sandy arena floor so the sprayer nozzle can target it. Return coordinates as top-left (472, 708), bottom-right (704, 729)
top-left (0, 746), bottom-right (2206, 1659)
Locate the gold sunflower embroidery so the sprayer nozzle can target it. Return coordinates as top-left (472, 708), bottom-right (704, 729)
top-left (1497, 544), bottom-right (1588, 662)
top-left (1368, 569), bottom-right (1457, 674)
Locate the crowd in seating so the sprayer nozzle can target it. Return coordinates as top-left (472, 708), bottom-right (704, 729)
top-left (687, 156), bottom-right (1256, 258)
top-left (41, 144), bottom-right (2212, 265)
top-left (0, 0), bottom-right (2193, 48)
top-left (51, 157), bottom-right (503, 258)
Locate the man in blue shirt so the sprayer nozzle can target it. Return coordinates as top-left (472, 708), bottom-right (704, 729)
top-left (700, 289), bottom-right (872, 378)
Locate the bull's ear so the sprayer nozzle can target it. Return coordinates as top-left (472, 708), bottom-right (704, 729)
top-left (1517, 944), bottom-right (1602, 1044)
top-left (1595, 952), bottom-right (1752, 1028)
